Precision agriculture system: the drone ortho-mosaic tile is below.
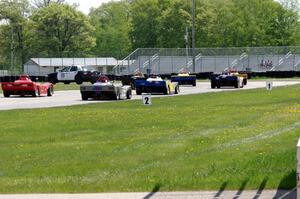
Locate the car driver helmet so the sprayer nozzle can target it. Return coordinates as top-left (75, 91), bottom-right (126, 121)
top-left (19, 74), bottom-right (31, 81)
top-left (97, 75), bottom-right (109, 83)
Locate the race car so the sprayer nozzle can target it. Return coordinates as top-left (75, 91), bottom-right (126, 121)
top-left (121, 70), bottom-right (147, 89)
top-left (47, 65), bottom-right (100, 85)
top-left (210, 68), bottom-right (246, 89)
top-left (135, 76), bottom-right (179, 95)
top-left (1, 74), bottom-right (54, 97)
top-left (171, 69), bottom-right (196, 86)
top-left (80, 75), bottom-right (132, 100)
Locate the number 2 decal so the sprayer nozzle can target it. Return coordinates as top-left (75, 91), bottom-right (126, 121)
top-left (144, 97), bottom-right (149, 104)
top-left (142, 94), bottom-right (151, 105)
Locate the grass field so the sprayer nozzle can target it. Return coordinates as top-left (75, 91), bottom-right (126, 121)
top-left (0, 85), bottom-right (299, 193)
top-left (53, 82), bottom-right (80, 91)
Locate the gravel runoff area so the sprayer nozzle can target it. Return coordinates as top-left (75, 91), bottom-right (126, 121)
top-left (0, 189), bottom-right (295, 199)
top-left (0, 81), bottom-right (299, 110)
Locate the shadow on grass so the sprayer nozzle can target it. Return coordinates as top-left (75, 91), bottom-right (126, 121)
top-left (274, 170), bottom-right (296, 199)
top-left (232, 178), bottom-right (249, 199)
top-left (214, 181), bottom-right (228, 198)
top-left (252, 177), bottom-right (268, 199)
top-left (143, 183), bottom-right (161, 199)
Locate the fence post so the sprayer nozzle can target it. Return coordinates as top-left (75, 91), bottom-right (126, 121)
top-left (128, 55), bottom-right (130, 75)
top-left (171, 51), bottom-right (174, 73)
top-left (158, 54), bottom-right (160, 74)
top-left (214, 55), bottom-right (217, 73)
top-left (297, 138), bottom-right (300, 199)
top-left (293, 54), bottom-right (296, 71)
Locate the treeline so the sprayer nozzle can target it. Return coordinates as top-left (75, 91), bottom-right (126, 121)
top-left (0, 0), bottom-right (299, 71)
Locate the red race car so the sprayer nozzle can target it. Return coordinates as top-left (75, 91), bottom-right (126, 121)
top-left (1, 75), bottom-right (54, 97)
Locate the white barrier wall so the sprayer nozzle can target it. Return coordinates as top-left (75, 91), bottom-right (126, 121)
top-left (297, 138), bottom-right (300, 199)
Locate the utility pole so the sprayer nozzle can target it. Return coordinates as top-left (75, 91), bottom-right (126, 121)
top-left (192, 0), bottom-right (196, 73)
top-left (10, 26), bottom-right (14, 75)
top-left (185, 26), bottom-right (189, 69)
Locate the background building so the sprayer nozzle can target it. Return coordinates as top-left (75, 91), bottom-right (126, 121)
top-left (23, 57), bottom-right (119, 76)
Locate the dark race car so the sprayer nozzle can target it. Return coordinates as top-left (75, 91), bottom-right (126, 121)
top-left (171, 69), bottom-right (196, 86)
top-left (80, 75), bottom-right (132, 101)
top-left (1, 74), bottom-right (54, 97)
top-left (211, 69), bottom-right (246, 89)
top-left (47, 65), bottom-right (100, 85)
top-left (121, 71), bottom-right (147, 89)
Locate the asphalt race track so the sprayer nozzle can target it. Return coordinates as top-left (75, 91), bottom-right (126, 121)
top-left (0, 81), bottom-right (299, 110)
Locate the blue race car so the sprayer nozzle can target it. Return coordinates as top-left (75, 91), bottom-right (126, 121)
top-left (135, 76), bottom-right (179, 95)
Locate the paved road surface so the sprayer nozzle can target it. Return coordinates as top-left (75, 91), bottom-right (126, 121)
top-left (0, 189), bottom-right (295, 199)
top-left (0, 81), bottom-right (299, 110)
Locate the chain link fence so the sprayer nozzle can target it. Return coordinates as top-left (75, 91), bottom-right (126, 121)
top-left (113, 46), bottom-right (300, 75)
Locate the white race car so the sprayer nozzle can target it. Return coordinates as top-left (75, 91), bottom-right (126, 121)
top-left (80, 75), bottom-right (132, 100)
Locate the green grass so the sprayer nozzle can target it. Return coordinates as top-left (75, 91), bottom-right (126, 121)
top-left (0, 85), bottom-right (300, 193)
top-left (53, 83), bottom-right (80, 91)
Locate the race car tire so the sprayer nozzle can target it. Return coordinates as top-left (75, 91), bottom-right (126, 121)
top-left (3, 91), bottom-right (10, 98)
top-left (136, 88), bottom-right (142, 95)
top-left (81, 93), bottom-right (88, 101)
top-left (240, 81), bottom-right (244, 88)
top-left (126, 90), bottom-right (132, 99)
top-left (192, 81), bottom-right (196, 87)
top-left (234, 81), bottom-right (239, 88)
top-left (47, 87), bottom-right (54, 96)
top-left (32, 87), bottom-right (40, 97)
top-left (111, 93), bottom-right (118, 100)
top-left (75, 76), bottom-right (83, 85)
top-left (216, 82), bottom-right (221, 88)
top-left (163, 86), bottom-right (170, 95)
top-left (243, 79), bottom-right (247, 85)
top-left (175, 86), bottom-right (179, 94)
top-left (211, 82), bottom-right (216, 89)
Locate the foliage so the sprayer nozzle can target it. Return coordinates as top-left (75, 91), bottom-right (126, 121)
top-left (157, 0), bottom-right (191, 48)
top-left (31, 0), bottom-right (65, 8)
top-left (130, 0), bottom-right (161, 49)
top-left (89, 0), bottom-right (132, 59)
top-left (0, 85), bottom-right (299, 192)
top-left (26, 3), bottom-right (95, 57)
top-left (0, 0), bottom-right (31, 72)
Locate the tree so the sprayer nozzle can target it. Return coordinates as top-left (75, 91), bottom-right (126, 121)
top-left (0, 0), bottom-right (31, 71)
top-left (31, 0), bottom-right (65, 8)
top-left (157, 0), bottom-right (191, 48)
top-left (89, 0), bottom-right (132, 59)
top-left (130, 0), bottom-right (161, 48)
top-left (27, 3), bottom-right (96, 57)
